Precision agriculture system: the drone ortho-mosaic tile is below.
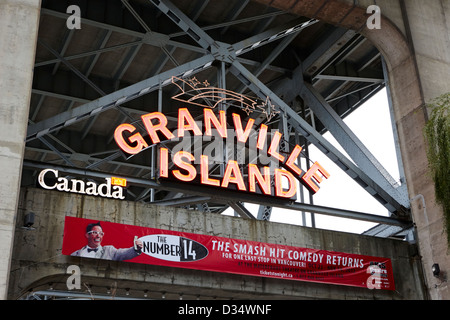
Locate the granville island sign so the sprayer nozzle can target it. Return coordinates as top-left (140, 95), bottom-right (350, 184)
top-left (37, 77), bottom-right (330, 201)
top-left (114, 76), bottom-right (330, 199)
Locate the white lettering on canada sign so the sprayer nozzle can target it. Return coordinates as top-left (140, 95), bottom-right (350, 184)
top-left (38, 168), bottom-right (125, 200)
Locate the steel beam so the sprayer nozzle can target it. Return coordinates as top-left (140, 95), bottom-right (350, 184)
top-left (235, 31), bottom-right (299, 93)
top-left (298, 82), bottom-right (409, 208)
top-left (152, 196), bottom-right (212, 207)
top-left (228, 60), bottom-right (407, 214)
top-left (36, 10), bottom-right (289, 75)
top-left (220, 0), bottom-right (250, 35)
top-left (30, 2), bottom-right (308, 142)
top-left (27, 54), bottom-right (215, 141)
top-left (37, 136), bottom-right (76, 167)
top-left (232, 18), bottom-right (318, 58)
top-left (257, 206), bottom-right (272, 221)
top-left (314, 60), bottom-right (384, 83)
top-left (302, 27), bottom-right (354, 75)
top-left (38, 39), bottom-right (105, 97)
top-left (152, 0), bottom-right (317, 61)
top-left (35, 40), bottom-right (145, 68)
top-left (22, 161), bottom-right (411, 228)
top-left (40, 8), bottom-right (207, 54)
top-left (168, 10), bottom-right (285, 38)
top-left (148, 0), bottom-right (217, 51)
top-left (228, 201), bottom-right (256, 220)
top-left (242, 35), bottom-right (408, 213)
top-left (314, 73), bottom-right (383, 83)
top-left (24, 290), bottom-right (147, 300)
top-left (25, 147), bottom-right (150, 173)
top-left (52, 29), bottom-right (75, 75)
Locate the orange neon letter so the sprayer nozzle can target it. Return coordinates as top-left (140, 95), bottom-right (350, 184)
top-left (274, 169), bottom-right (297, 198)
top-left (256, 124), bottom-right (268, 150)
top-left (173, 151), bottom-right (196, 182)
top-left (301, 162), bottom-right (330, 194)
top-left (268, 131), bottom-right (285, 162)
top-left (200, 155), bottom-right (220, 187)
top-left (178, 108), bottom-right (202, 137)
top-left (221, 160), bottom-right (246, 191)
top-left (141, 112), bottom-right (175, 144)
top-left (248, 164), bottom-right (271, 195)
top-left (114, 123), bottom-right (149, 155)
top-left (204, 109), bottom-right (227, 138)
top-left (159, 147), bottom-right (169, 178)
top-left (284, 145), bottom-right (304, 176)
top-left (232, 113), bottom-right (255, 143)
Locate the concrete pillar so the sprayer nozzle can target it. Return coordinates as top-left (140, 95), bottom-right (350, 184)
top-left (364, 0), bottom-right (450, 300)
top-left (0, 0), bottom-right (41, 299)
top-left (403, 0), bottom-right (450, 101)
top-left (398, 0), bottom-right (450, 300)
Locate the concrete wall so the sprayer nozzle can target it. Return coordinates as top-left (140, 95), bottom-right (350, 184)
top-left (0, 0), bottom-right (41, 299)
top-left (8, 187), bottom-right (426, 300)
top-left (254, 0), bottom-right (450, 301)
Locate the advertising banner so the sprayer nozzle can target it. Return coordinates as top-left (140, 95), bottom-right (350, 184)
top-left (62, 216), bottom-right (395, 290)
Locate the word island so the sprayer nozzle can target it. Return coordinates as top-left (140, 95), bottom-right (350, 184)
top-left (114, 107), bottom-right (330, 199)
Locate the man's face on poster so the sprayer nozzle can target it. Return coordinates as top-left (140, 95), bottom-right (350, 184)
top-left (85, 225), bottom-right (104, 248)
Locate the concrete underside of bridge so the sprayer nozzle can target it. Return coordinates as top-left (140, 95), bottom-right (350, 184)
top-left (1, 0), bottom-right (449, 300)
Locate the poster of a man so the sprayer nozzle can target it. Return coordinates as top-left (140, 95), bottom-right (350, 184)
top-left (71, 221), bottom-right (143, 261)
